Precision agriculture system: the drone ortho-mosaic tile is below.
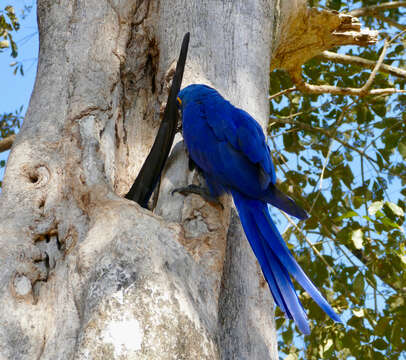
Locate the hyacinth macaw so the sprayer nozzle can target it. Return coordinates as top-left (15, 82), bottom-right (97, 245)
top-left (176, 84), bottom-right (341, 334)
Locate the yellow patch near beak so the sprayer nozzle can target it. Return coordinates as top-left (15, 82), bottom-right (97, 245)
top-left (177, 97), bottom-right (182, 106)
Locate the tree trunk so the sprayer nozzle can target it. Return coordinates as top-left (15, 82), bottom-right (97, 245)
top-left (0, 0), bottom-right (291, 358)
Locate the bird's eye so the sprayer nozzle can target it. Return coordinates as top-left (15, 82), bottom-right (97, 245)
top-left (177, 97), bottom-right (182, 107)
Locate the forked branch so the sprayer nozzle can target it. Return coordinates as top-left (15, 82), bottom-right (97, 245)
top-left (320, 51), bottom-right (406, 79)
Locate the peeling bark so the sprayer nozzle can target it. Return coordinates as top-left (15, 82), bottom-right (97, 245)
top-left (271, 4), bottom-right (378, 71)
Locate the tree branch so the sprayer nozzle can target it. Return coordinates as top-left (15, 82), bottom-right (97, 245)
top-left (320, 51), bottom-right (406, 79)
top-left (0, 134), bottom-right (15, 153)
top-left (268, 87), bottom-right (297, 100)
top-left (360, 39), bottom-right (389, 95)
top-left (374, 13), bottom-right (406, 31)
top-left (269, 116), bottom-right (377, 164)
top-left (282, 212), bottom-right (337, 274)
top-left (289, 66), bottom-right (406, 97)
top-left (288, 32), bottom-right (406, 97)
top-left (348, 1), bottom-right (406, 17)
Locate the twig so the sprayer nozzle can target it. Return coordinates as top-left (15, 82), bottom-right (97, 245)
top-left (269, 106), bottom-right (321, 122)
top-left (269, 117), bottom-right (377, 164)
top-left (0, 134), bottom-right (15, 153)
top-left (388, 29), bottom-right (406, 44)
top-left (349, 2), bottom-right (406, 17)
top-left (364, 121), bottom-right (403, 152)
top-left (360, 40), bottom-right (389, 95)
top-left (335, 243), bottom-right (387, 298)
top-left (304, 105), bottom-right (350, 231)
top-left (268, 87), bottom-right (296, 100)
top-left (269, 136), bottom-right (290, 176)
top-left (282, 212), bottom-right (337, 275)
top-left (320, 51), bottom-right (406, 79)
top-left (375, 14), bottom-right (406, 31)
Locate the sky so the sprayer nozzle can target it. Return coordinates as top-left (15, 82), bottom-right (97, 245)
top-left (0, 0), bottom-right (38, 180)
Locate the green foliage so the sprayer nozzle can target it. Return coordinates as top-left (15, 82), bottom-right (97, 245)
top-left (0, 108), bottom-right (22, 139)
top-left (269, 0), bottom-right (406, 354)
top-left (270, 1), bottom-right (406, 358)
top-left (0, 4), bottom-right (32, 77)
top-left (0, 5), bottom-right (19, 58)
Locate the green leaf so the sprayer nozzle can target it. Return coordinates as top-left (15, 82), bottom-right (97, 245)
top-left (8, 33), bottom-right (17, 58)
top-left (0, 40), bottom-right (9, 48)
top-left (385, 201), bottom-right (404, 217)
top-left (371, 103), bottom-right (387, 117)
top-left (368, 201), bottom-right (383, 216)
top-left (351, 229), bottom-right (363, 249)
top-left (399, 142), bottom-right (406, 160)
top-left (352, 308), bottom-right (365, 318)
top-left (282, 327), bottom-right (293, 345)
top-left (372, 339), bottom-right (388, 351)
top-left (380, 216), bottom-right (401, 230)
top-left (335, 210), bottom-right (358, 221)
top-left (353, 272), bottom-right (364, 298)
top-left (323, 338), bottom-right (333, 352)
top-left (375, 317), bottom-right (390, 336)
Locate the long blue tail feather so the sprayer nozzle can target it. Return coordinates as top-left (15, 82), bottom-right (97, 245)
top-left (231, 189), bottom-right (341, 333)
top-left (234, 194), bottom-right (291, 315)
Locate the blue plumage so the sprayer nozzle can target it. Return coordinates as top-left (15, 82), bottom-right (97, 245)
top-left (178, 84), bottom-right (341, 334)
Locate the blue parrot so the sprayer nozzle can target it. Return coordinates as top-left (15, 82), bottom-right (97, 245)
top-left (176, 84), bottom-right (341, 334)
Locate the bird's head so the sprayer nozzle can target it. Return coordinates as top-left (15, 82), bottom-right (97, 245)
top-left (177, 84), bottom-right (217, 109)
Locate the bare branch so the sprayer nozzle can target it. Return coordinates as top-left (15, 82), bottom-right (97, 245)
top-left (349, 1), bottom-right (406, 17)
top-left (374, 13), bottom-right (406, 31)
top-left (289, 31), bottom-right (406, 97)
top-left (282, 212), bottom-right (337, 275)
top-left (334, 243), bottom-right (388, 298)
top-left (0, 134), bottom-right (15, 153)
top-left (269, 116), bottom-right (377, 163)
top-left (289, 66), bottom-right (406, 97)
top-left (360, 40), bottom-right (389, 95)
top-left (268, 87), bottom-right (297, 100)
top-left (388, 28), bottom-right (406, 44)
top-left (320, 51), bottom-right (406, 79)
top-left (307, 105), bottom-right (351, 216)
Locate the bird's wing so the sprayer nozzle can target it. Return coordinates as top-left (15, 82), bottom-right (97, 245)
top-left (203, 102), bottom-right (276, 190)
top-left (184, 94), bottom-right (307, 219)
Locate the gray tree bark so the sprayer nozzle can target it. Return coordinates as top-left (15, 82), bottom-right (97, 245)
top-left (0, 0), bottom-right (294, 358)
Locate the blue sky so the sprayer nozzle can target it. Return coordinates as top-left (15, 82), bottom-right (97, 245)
top-left (0, 1), bottom-right (38, 180)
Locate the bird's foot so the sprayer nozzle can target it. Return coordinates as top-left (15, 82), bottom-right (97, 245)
top-left (172, 184), bottom-right (224, 209)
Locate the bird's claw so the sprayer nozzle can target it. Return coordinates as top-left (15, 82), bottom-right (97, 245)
top-left (172, 184), bottom-right (224, 209)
